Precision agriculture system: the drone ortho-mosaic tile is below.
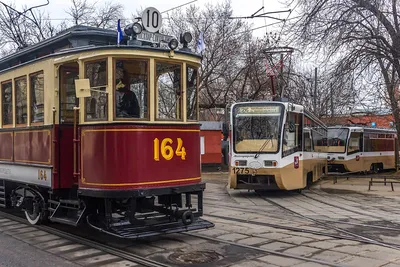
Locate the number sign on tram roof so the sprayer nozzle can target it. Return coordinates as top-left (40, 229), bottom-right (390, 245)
top-left (142, 7), bottom-right (162, 33)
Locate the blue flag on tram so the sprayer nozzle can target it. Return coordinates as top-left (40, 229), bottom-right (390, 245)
top-left (117, 19), bottom-right (123, 45)
top-left (197, 32), bottom-right (205, 54)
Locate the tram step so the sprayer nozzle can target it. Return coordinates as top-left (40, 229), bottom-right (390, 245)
top-left (48, 200), bottom-right (59, 205)
top-left (0, 191), bottom-right (4, 196)
top-left (0, 204), bottom-right (5, 208)
top-left (50, 216), bottom-right (80, 226)
top-left (59, 199), bottom-right (80, 206)
top-left (87, 216), bottom-right (215, 239)
top-left (0, 185), bottom-right (4, 190)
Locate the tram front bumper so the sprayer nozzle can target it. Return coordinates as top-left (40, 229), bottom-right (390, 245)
top-left (236, 174), bottom-right (280, 190)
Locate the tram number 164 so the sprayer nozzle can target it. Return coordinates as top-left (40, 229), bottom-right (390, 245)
top-left (153, 138), bottom-right (186, 161)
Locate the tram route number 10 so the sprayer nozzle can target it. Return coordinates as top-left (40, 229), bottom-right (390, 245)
top-left (145, 9), bottom-right (160, 29)
top-left (153, 138), bottom-right (186, 161)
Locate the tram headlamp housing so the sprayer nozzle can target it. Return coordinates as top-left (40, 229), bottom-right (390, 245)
top-left (132, 22), bottom-right (142, 34)
top-left (264, 160), bottom-right (277, 167)
top-left (179, 32), bottom-right (192, 52)
top-left (124, 24), bottom-right (134, 36)
top-left (168, 38), bottom-right (179, 50)
top-left (180, 32), bottom-right (192, 44)
top-left (235, 160), bottom-right (247, 167)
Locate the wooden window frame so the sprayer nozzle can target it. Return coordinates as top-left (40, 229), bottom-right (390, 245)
top-left (29, 71), bottom-right (45, 126)
top-left (154, 60), bottom-right (184, 121)
top-left (1, 80), bottom-right (13, 128)
top-left (113, 57), bottom-right (150, 121)
top-left (83, 58), bottom-right (108, 122)
top-left (186, 64), bottom-right (199, 122)
top-left (14, 75), bottom-right (28, 127)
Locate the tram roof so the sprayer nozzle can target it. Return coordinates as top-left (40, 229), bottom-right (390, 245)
top-left (328, 125), bottom-right (396, 132)
top-left (0, 25), bottom-right (201, 72)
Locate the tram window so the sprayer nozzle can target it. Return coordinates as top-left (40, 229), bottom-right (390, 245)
top-left (156, 62), bottom-right (182, 120)
top-left (15, 76), bottom-right (27, 125)
top-left (282, 112), bottom-right (302, 157)
top-left (85, 60), bottom-right (107, 121)
top-left (30, 72), bottom-right (44, 123)
top-left (1, 81), bottom-right (12, 126)
top-left (187, 65), bottom-right (198, 120)
top-left (304, 131), bottom-right (312, 152)
top-left (115, 59), bottom-right (148, 119)
top-left (60, 66), bottom-right (79, 123)
top-left (348, 132), bottom-right (362, 154)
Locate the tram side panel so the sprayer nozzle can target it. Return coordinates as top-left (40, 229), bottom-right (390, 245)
top-left (78, 124), bottom-right (202, 192)
top-left (0, 127), bottom-right (54, 189)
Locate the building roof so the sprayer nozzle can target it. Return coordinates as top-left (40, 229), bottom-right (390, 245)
top-left (321, 113), bottom-right (394, 128)
top-left (200, 121), bottom-right (222, 130)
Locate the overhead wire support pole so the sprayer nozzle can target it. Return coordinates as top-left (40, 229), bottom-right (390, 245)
top-left (314, 67), bottom-right (317, 113)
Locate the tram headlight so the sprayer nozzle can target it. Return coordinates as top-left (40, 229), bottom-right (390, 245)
top-left (180, 32), bottom-right (192, 44)
top-left (124, 23), bottom-right (134, 36)
top-left (264, 160), bottom-right (277, 167)
top-left (168, 38), bottom-right (179, 50)
top-left (235, 160), bottom-right (247, 167)
top-left (132, 22), bottom-right (142, 34)
top-left (179, 31), bottom-right (192, 52)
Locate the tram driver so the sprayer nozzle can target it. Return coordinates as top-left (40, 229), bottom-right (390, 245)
top-left (115, 77), bottom-right (140, 118)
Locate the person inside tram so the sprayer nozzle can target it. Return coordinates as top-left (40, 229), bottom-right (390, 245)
top-left (115, 76), bottom-right (140, 118)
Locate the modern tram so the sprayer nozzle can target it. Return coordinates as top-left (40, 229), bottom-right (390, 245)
top-left (0, 8), bottom-right (214, 239)
top-left (327, 126), bottom-right (398, 173)
top-left (227, 100), bottom-right (328, 191)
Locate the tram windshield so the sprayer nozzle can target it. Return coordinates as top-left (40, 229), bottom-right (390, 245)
top-left (233, 104), bottom-right (283, 153)
top-left (327, 128), bottom-right (349, 153)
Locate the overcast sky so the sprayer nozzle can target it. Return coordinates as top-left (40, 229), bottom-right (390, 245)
top-left (14, 0), bottom-right (292, 38)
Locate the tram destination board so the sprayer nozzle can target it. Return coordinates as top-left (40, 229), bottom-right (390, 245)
top-left (235, 105), bottom-right (281, 116)
top-left (137, 30), bottom-right (173, 44)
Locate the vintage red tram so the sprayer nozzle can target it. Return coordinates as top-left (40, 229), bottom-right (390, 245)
top-left (0, 8), bottom-right (213, 238)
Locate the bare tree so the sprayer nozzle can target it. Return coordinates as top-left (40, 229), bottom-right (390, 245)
top-left (66, 0), bottom-right (94, 26)
top-left (0, 2), bottom-right (57, 51)
top-left (90, 1), bottom-right (124, 29)
top-left (286, 0), bottom-right (400, 132)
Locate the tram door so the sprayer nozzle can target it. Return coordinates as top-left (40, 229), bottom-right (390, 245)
top-left (58, 63), bottom-right (79, 188)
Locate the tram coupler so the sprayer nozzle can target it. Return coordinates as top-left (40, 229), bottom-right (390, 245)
top-left (152, 205), bottom-right (195, 225)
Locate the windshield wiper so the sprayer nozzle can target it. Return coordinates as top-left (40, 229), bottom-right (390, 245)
top-left (254, 135), bottom-right (272, 158)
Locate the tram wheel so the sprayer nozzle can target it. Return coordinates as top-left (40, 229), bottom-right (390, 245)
top-left (24, 197), bottom-right (48, 225)
top-left (25, 209), bottom-right (46, 225)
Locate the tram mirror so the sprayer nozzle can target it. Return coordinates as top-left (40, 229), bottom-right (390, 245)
top-left (222, 122), bottom-right (229, 138)
top-left (74, 79), bottom-right (92, 98)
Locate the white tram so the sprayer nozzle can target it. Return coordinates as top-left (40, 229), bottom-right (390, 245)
top-left (227, 100), bottom-right (328, 191)
top-left (327, 126), bottom-right (398, 173)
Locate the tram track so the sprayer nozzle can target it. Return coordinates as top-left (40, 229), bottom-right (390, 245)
top-left (0, 209), bottom-right (171, 267)
top-left (302, 189), bottom-right (400, 224)
top-left (204, 200), bottom-right (400, 233)
top-left (0, 208), bottom-right (347, 267)
top-left (257, 193), bottom-right (400, 250)
top-left (184, 232), bottom-right (347, 267)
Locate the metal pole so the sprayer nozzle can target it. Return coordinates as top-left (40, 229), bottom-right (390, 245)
top-left (314, 67), bottom-right (317, 113)
top-left (280, 53), bottom-right (284, 97)
top-left (395, 138), bottom-right (399, 172)
top-left (330, 82), bottom-right (334, 118)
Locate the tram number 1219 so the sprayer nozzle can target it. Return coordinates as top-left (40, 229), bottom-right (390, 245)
top-left (153, 138), bottom-right (186, 161)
